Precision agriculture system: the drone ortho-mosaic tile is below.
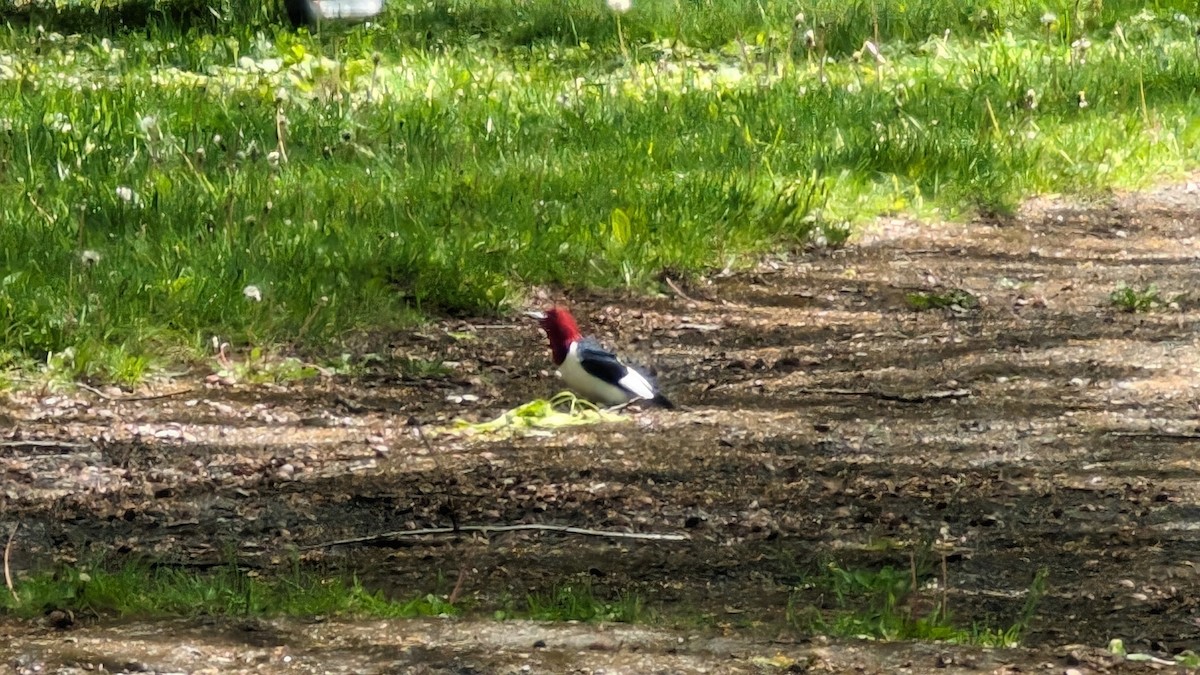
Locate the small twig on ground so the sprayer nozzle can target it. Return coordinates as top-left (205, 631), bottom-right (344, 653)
top-left (409, 417), bottom-right (462, 532)
top-left (0, 439), bottom-right (91, 450)
top-left (448, 566), bottom-right (469, 605)
top-left (1107, 430), bottom-right (1200, 440)
top-left (663, 275), bottom-right (701, 304)
top-left (796, 387), bottom-right (971, 403)
top-left (411, 418), bottom-right (437, 456)
top-left (5, 524), bottom-right (18, 603)
top-left (301, 524), bottom-right (691, 550)
top-left (940, 553), bottom-right (949, 619)
top-left (76, 382), bottom-right (196, 402)
top-left (909, 550), bottom-right (918, 598)
top-left (677, 322), bottom-right (722, 332)
top-left (332, 394), bottom-right (370, 414)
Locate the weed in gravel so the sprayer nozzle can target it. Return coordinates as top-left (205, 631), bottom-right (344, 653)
top-left (787, 561), bottom-right (1049, 647)
top-left (497, 580), bottom-right (646, 623)
top-left (1109, 282), bottom-right (1181, 312)
top-left (904, 289), bottom-right (980, 312)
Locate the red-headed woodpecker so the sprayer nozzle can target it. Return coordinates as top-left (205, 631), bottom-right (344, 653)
top-left (527, 306), bottom-right (674, 409)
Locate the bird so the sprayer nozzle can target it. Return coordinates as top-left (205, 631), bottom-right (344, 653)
top-left (527, 305), bottom-right (674, 409)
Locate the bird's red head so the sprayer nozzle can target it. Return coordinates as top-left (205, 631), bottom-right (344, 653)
top-left (536, 306), bottom-right (582, 365)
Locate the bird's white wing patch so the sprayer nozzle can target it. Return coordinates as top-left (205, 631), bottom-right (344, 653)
top-left (617, 369), bottom-right (656, 400)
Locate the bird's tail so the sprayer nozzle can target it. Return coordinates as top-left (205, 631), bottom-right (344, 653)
top-left (650, 392), bottom-right (675, 409)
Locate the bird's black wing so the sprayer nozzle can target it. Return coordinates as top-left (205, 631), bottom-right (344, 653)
top-left (577, 337), bottom-right (673, 407)
top-left (575, 337), bottom-right (630, 388)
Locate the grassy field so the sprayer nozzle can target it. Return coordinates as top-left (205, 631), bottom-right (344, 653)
top-left (0, 0), bottom-right (1198, 382)
top-left (0, 557), bottom-right (1039, 648)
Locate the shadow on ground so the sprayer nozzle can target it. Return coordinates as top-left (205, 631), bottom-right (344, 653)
top-left (4, 181), bottom-right (1200, 673)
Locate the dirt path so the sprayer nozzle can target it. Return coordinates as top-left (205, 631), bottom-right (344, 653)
top-left (4, 180), bottom-right (1200, 673)
top-left (0, 617), bottom-right (1163, 674)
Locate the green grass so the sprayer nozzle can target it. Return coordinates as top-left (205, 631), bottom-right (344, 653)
top-left (0, 560), bottom-right (643, 624)
top-left (787, 561), bottom-right (1049, 647)
top-left (1, 0), bottom-right (1199, 380)
top-left (0, 562), bottom-right (457, 620)
top-left (1, 556), bottom-right (1052, 645)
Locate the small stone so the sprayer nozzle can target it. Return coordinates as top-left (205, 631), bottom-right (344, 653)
top-left (46, 609), bottom-right (75, 629)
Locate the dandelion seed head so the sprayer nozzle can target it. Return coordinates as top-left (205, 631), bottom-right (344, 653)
top-left (243, 285), bottom-right (263, 302)
top-left (1040, 12), bottom-right (1057, 26)
top-left (45, 112), bottom-right (72, 134)
top-left (864, 40), bottom-right (885, 64)
top-left (80, 250), bottom-right (101, 266)
top-left (606, 0), bottom-right (631, 14)
top-left (138, 115), bottom-right (159, 135)
top-left (115, 186), bottom-right (136, 203)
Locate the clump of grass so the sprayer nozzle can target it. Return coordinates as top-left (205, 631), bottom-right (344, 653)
top-left (212, 346), bottom-right (322, 384)
top-left (495, 580), bottom-right (646, 623)
top-left (1109, 282), bottom-right (1180, 312)
top-left (0, 562), bottom-right (457, 620)
top-left (396, 357), bottom-right (454, 379)
top-left (904, 289), bottom-right (980, 312)
top-left (787, 561), bottom-right (1048, 647)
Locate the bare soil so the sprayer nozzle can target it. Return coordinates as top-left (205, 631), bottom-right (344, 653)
top-left (4, 180), bottom-right (1200, 673)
